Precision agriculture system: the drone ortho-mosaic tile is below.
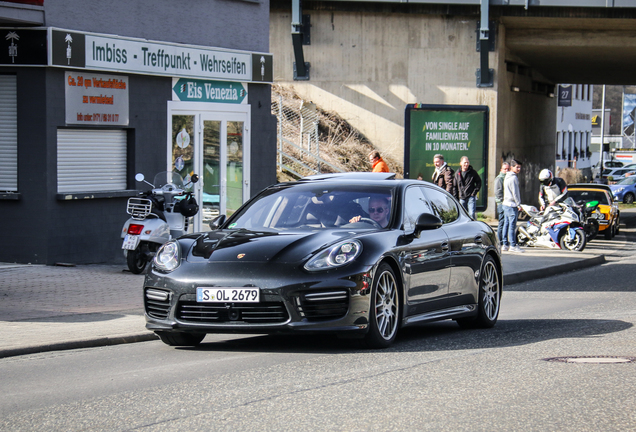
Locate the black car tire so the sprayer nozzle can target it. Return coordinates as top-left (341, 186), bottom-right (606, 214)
top-left (126, 247), bottom-right (147, 274)
top-left (157, 332), bottom-right (205, 347)
top-left (457, 255), bottom-right (501, 329)
top-left (364, 263), bottom-right (400, 348)
top-left (604, 224), bottom-right (613, 240)
top-left (624, 193), bottom-right (634, 204)
top-left (560, 228), bottom-right (587, 251)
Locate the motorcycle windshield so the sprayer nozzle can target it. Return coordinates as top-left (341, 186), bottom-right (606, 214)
top-left (153, 171), bottom-right (184, 188)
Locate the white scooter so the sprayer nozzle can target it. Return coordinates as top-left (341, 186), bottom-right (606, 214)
top-left (121, 171), bottom-right (199, 273)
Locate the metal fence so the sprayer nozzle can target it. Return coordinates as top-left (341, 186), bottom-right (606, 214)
top-left (272, 94), bottom-right (344, 179)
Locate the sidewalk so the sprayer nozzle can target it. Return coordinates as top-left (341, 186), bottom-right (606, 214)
top-left (0, 234), bottom-right (629, 359)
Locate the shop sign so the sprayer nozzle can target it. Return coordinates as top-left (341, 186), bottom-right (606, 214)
top-left (0, 28), bottom-right (47, 65)
top-left (50, 29), bottom-right (273, 83)
top-left (172, 78), bottom-right (247, 104)
top-left (0, 27), bottom-right (273, 83)
top-left (65, 71), bottom-right (129, 126)
top-left (558, 85), bottom-right (572, 107)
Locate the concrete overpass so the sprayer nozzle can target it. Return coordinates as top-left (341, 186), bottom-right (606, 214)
top-left (270, 0), bottom-right (636, 211)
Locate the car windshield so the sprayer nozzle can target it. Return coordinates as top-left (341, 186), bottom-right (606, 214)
top-left (617, 177), bottom-right (636, 185)
top-left (567, 190), bottom-right (610, 205)
top-left (226, 183), bottom-right (395, 231)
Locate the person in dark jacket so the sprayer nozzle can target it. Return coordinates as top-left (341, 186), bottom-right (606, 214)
top-left (455, 156), bottom-right (482, 219)
top-left (432, 154), bottom-right (456, 197)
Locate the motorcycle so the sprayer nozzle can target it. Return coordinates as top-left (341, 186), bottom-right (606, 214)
top-left (121, 171), bottom-right (199, 274)
top-left (515, 197), bottom-right (587, 252)
top-left (575, 200), bottom-right (601, 241)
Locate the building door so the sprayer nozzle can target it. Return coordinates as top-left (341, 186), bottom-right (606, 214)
top-left (169, 102), bottom-right (250, 232)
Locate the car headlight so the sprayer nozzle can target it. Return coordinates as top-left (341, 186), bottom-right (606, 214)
top-left (593, 210), bottom-right (606, 220)
top-left (153, 240), bottom-right (181, 272)
top-left (304, 240), bottom-right (362, 271)
top-left (614, 187), bottom-right (625, 194)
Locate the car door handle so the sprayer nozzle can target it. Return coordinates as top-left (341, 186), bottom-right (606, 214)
top-left (441, 242), bottom-right (449, 251)
top-left (474, 235), bottom-right (483, 244)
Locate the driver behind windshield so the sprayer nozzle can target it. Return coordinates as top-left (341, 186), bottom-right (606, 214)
top-left (349, 197), bottom-right (390, 228)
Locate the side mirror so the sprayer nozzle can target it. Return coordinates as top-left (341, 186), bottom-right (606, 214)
top-left (135, 173), bottom-right (145, 182)
top-left (414, 213), bottom-right (443, 237)
top-left (208, 214), bottom-right (226, 230)
top-left (191, 174), bottom-right (199, 184)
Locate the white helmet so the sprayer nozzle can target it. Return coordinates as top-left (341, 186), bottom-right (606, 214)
top-left (539, 169), bottom-right (553, 185)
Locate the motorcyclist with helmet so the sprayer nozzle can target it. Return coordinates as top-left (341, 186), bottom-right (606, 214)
top-left (537, 169), bottom-right (568, 228)
top-left (538, 169), bottom-right (568, 211)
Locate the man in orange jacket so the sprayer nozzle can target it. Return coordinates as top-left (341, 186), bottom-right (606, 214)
top-left (369, 151), bottom-right (390, 173)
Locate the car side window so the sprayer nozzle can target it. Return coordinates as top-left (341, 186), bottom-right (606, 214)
top-left (403, 186), bottom-right (434, 231)
top-left (423, 187), bottom-right (459, 224)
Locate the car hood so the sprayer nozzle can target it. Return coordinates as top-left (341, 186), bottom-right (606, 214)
top-left (188, 228), bottom-right (361, 263)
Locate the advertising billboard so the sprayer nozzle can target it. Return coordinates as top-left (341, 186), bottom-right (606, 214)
top-left (405, 104), bottom-right (489, 210)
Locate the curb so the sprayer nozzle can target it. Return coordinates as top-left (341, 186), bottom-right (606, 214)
top-left (0, 333), bottom-right (158, 359)
top-left (503, 254), bottom-right (606, 286)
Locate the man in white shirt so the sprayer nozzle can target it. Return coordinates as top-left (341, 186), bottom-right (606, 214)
top-left (500, 159), bottom-right (524, 253)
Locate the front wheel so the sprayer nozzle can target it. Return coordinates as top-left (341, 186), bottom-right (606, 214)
top-left (560, 228), bottom-right (586, 251)
top-left (624, 193), bottom-right (634, 204)
top-left (457, 256), bottom-right (501, 329)
top-left (126, 247), bottom-right (147, 274)
top-left (157, 332), bottom-right (205, 347)
top-left (364, 263), bottom-right (400, 349)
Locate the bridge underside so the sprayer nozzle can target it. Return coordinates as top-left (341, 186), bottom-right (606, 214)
top-left (503, 17), bottom-right (636, 85)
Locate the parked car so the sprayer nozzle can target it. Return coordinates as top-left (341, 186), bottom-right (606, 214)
top-left (610, 176), bottom-right (636, 204)
top-left (143, 173), bottom-right (503, 349)
top-left (567, 183), bottom-right (620, 240)
top-left (592, 160), bottom-right (624, 179)
top-left (602, 167), bottom-right (635, 183)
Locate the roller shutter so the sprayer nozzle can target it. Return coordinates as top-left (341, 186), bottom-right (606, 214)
top-left (0, 75), bottom-right (17, 192)
top-left (57, 129), bottom-right (127, 193)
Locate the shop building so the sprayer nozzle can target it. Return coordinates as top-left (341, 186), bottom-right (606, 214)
top-left (0, 0), bottom-right (276, 265)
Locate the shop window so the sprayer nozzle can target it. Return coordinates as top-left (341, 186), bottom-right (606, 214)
top-left (57, 129), bottom-right (127, 193)
top-left (0, 75), bottom-right (18, 192)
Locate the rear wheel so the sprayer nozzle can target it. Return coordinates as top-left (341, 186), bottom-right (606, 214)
top-left (560, 228), bottom-right (586, 251)
top-left (126, 247), bottom-right (147, 274)
top-left (515, 228), bottom-right (528, 246)
top-left (457, 256), bottom-right (501, 329)
top-left (364, 263), bottom-right (400, 348)
top-left (157, 332), bottom-right (205, 347)
top-left (585, 219), bottom-right (599, 241)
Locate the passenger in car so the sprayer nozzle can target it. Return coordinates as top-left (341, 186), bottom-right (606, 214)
top-left (349, 196), bottom-right (391, 228)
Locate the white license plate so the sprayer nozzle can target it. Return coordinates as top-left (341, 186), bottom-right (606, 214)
top-left (196, 287), bottom-right (260, 303)
top-left (122, 234), bottom-right (140, 250)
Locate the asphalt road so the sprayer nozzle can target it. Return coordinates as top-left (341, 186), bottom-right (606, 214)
top-left (1, 242), bottom-right (635, 431)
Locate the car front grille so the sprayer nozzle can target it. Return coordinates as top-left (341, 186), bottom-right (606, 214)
top-left (295, 290), bottom-right (349, 321)
top-left (145, 288), bottom-right (171, 320)
top-left (176, 301), bottom-right (289, 324)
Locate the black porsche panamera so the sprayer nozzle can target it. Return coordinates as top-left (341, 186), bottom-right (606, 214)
top-left (144, 172), bottom-right (503, 348)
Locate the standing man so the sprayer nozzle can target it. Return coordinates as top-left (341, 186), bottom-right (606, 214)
top-left (455, 156), bottom-right (482, 219)
top-left (501, 159), bottom-right (524, 253)
top-left (369, 151), bottom-right (390, 173)
top-left (494, 162), bottom-right (510, 242)
top-left (432, 154), bottom-right (456, 197)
